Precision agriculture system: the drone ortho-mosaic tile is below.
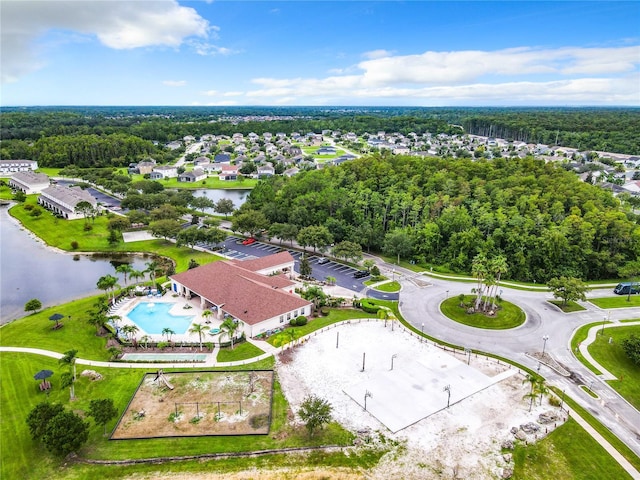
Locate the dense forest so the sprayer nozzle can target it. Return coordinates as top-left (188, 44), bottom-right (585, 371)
top-left (1, 107), bottom-right (639, 158)
top-left (241, 155), bottom-right (640, 282)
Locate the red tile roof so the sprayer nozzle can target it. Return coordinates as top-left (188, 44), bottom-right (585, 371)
top-left (170, 257), bottom-right (311, 325)
top-left (231, 251), bottom-right (294, 272)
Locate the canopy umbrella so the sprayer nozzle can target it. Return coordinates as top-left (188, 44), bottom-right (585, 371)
top-left (49, 313), bottom-right (64, 328)
top-left (34, 369), bottom-right (53, 391)
top-left (34, 369), bottom-right (53, 381)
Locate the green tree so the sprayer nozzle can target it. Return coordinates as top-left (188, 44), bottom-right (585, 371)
top-left (26, 402), bottom-right (64, 442)
top-left (547, 276), bottom-right (590, 306)
top-left (13, 190), bottom-right (26, 202)
top-left (297, 225), bottom-right (333, 253)
top-left (299, 255), bottom-right (312, 278)
top-left (231, 210), bottom-right (269, 237)
top-left (115, 264), bottom-right (133, 287)
top-left (189, 322), bottom-right (210, 351)
top-left (58, 349), bottom-right (78, 399)
top-left (162, 327), bottom-right (175, 342)
top-left (74, 200), bottom-right (94, 225)
top-left (220, 318), bottom-right (240, 349)
top-left (96, 274), bottom-right (119, 302)
top-left (149, 219), bottom-right (182, 240)
top-left (214, 198), bottom-right (235, 217)
top-left (383, 229), bottom-right (413, 264)
top-left (190, 196), bottom-right (215, 213)
top-left (298, 394), bottom-right (333, 437)
top-left (88, 398), bottom-right (118, 436)
top-left (24, 298), bottom-right (42, 314)
top-left (622, 334), bottom-right (640, 365)
top-left (41, 410), bottom-right (89, 457)
top-left (332, 241), bottom-right (363, 263)
top-left (108, 216), bottom-right (131, 232)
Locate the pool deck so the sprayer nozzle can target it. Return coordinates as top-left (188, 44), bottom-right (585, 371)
top-left (114, 293), bottom-right (226, 345)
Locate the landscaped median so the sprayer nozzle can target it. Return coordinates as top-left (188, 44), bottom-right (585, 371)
top-left (440, 295), bottom-right (526, 330)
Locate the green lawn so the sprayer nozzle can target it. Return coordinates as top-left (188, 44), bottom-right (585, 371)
top-left (217, 341), bottom-right (265, 362)
top-left (570, 322), bottom-right (606, 375)
top-left (371, 281), bottom-right (401, 292)
top-left (0, 351), bottom-right (374, 480)
top-left (589, 296), bottom-right (640, 309)
top-left (548, 300), bottom-right (586, 312)
top-left (129, 173), bottom-right (257, 190)
top-left (0, 296), bottom-right (113, 360)
top-left (36, 167), bottom-right (62, 177)
top-left (0, 184), bottom-right (13, 200)
top-left (440, 295), bottom-right (526, 329)
top-left (9, 199), bottom-right (221, 272)
top-left (267, 308), bottom-right (374, 346)
top-left (588, 325), bottom-right (640, 410)
top-left (512, 417), bottom-right (632, 480)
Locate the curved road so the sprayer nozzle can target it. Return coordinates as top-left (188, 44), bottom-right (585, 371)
top-left (393, 266), bottom-right (640, 460)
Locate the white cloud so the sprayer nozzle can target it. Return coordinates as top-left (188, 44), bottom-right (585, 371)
top-left (163, 80), bottom-right (187, 87)
top-left (362, 49), bottom-right (393, 60)
top-left (233, 45), bottom-right (640, 105)
top-left (1, 0), bottom-right (211, 83)
top-left (202, 90), bottom-right (218, 96)
top-left (189, 41), bottom-right (238, 56)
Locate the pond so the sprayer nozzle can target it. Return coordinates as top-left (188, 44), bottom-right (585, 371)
top-left (0, 204), bottom-right (150, 324)
top-left (191, 189), bottom-right (249, 214)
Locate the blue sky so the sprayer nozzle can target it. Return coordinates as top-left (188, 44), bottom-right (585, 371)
top-left (2, 1), bottom-right (639, 106)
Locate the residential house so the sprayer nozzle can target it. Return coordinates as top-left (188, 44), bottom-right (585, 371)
top-left (214, 153), bottom-right (232, 164)
top-left (283, 167), bottom-right (300, 177)
top-left (0, 159), bottom-right (38, 174)
top-left (315, 146), bottom-right (337, 155)
top-left (9, 171), bottom-right (50, 194)
top-left (169, 252), bottom-right (312, 338)
top-left (137, 160), bottom-right (156, 175)
top-left (149, 165), bottom-right (178, 180)
top-left (256, 164), bottom-right (275, 179)
top-left (178, 168), bottom-right (207, 183)
top-left (218, 164), bottom-right (240, 181)
top-left (165, 141), bottom-right (182, 150)
top-left (38, 185), bottom-right (98, 220)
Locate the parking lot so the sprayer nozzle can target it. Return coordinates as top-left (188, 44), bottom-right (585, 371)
top-left (207, 236), bottom-right (398, 300)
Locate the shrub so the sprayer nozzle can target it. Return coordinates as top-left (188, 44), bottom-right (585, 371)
top-left (83, 223), bottom-right (93, 231)
top-left (295, 315), bottom-right (308, 326)
top-left (70, 241), bottom-right (79, 250)
top-left (249, 413), bottom-right (270, 429)
top-left (320, 307), bottom-right (330, 316)
top-left (360, 299), bottom-right (381, 314)
top-left (23, 203), bottom-right (34, 211)
top-left (548, 395), bottom-right (561, 407)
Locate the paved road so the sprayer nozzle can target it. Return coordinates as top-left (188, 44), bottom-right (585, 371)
top-left (394, 266), bottom-right (640, 459)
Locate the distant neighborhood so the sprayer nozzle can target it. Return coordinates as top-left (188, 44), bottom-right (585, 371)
top-left (2, 126), bottom-right (640, 220)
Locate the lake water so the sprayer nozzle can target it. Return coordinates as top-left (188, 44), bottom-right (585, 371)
top-left (191, 189), bottom-right (249, 213)
top-left (0, 204), bottom-right (149, 324)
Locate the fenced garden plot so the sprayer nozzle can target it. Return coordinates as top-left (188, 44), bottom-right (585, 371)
top-left (111, 370), bottom-right (274, 439)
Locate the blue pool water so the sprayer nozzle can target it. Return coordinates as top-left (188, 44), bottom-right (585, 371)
top-left (127, 302), bottom-right (195, 334)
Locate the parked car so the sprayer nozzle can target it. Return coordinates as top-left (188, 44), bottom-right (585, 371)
top-left (242, 237), bottom-right (256, 245)
top-left (353, 270), bottom-right (370, 278)
top-left (316, 257), bottom-right (329, 264)
top-left (613, 282), bottom-right (640, 295)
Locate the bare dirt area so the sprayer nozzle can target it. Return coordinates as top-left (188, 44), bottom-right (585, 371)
top-left (277, 322), bottom-right (566, 479)
top-left (112, 370), bottom-right (274, 439)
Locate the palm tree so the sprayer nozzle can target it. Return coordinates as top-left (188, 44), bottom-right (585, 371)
top-left (145, 260), bottom-right (159, 286)
top-left (107, 346), bottom-right (122, 361)
top-left (522, 374), bottom-right (538, 412)
top-left (489, 255), bottom-right (508, 310)
top-left (189, 323), bottom-right (210, 351)
top-left (87, 312), bottom-right (108, 335)
top-left (202, 309), bottom-right (213, 323)
top-left (139, 335), bottom-right (151, 349)
top-left (121, 324), bottom-right (139, 343)
top-left (536, 378), bottom-right (549, 406)
top-left (220, 318), bottom-right (240, 349)
top-left (96, 274), bottom-right (119, 303)
top-left (285, 327), bottom-right (297, 347)
top-left (162, 327), bottom-right (175, 343)
top-left (59, 349), bottom-right (78, 399)
top-left (115, 264), bottom-right (134, 287)
top-left (129, 269), bottom-right (144, 286)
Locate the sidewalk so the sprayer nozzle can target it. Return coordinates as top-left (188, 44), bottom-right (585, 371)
top-left (578, 321), bottom-right (640, 381)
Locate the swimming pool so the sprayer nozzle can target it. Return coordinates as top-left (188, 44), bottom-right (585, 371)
top-left (127, 302), bottom-right (195, 334)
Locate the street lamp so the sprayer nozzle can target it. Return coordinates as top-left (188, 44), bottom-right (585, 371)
top-left (464, 347), bottom-right (471, 365)
top-left (443, 384), bottom-right (451, 408)
top-left (601, 315), bottom-right (607, 335)
top-left (421, 323), bottom-right (424, 342)
top-left (364, 390), bottom-right (373, 411)
top-left (391, 354), bottom-right (398, 370)
top-left (541, 335), bottom-right (550, 357)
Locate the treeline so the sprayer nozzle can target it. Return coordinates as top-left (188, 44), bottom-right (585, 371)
top-left (463, 108), bottom-right (640, 154)
top-left (242, 154), bottom-right (640, 282)
top-left (1, 133), bottom-right (161, 168)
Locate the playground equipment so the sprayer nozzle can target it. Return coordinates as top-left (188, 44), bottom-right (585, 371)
top-left (154, 369), bottom-right (174, 390)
